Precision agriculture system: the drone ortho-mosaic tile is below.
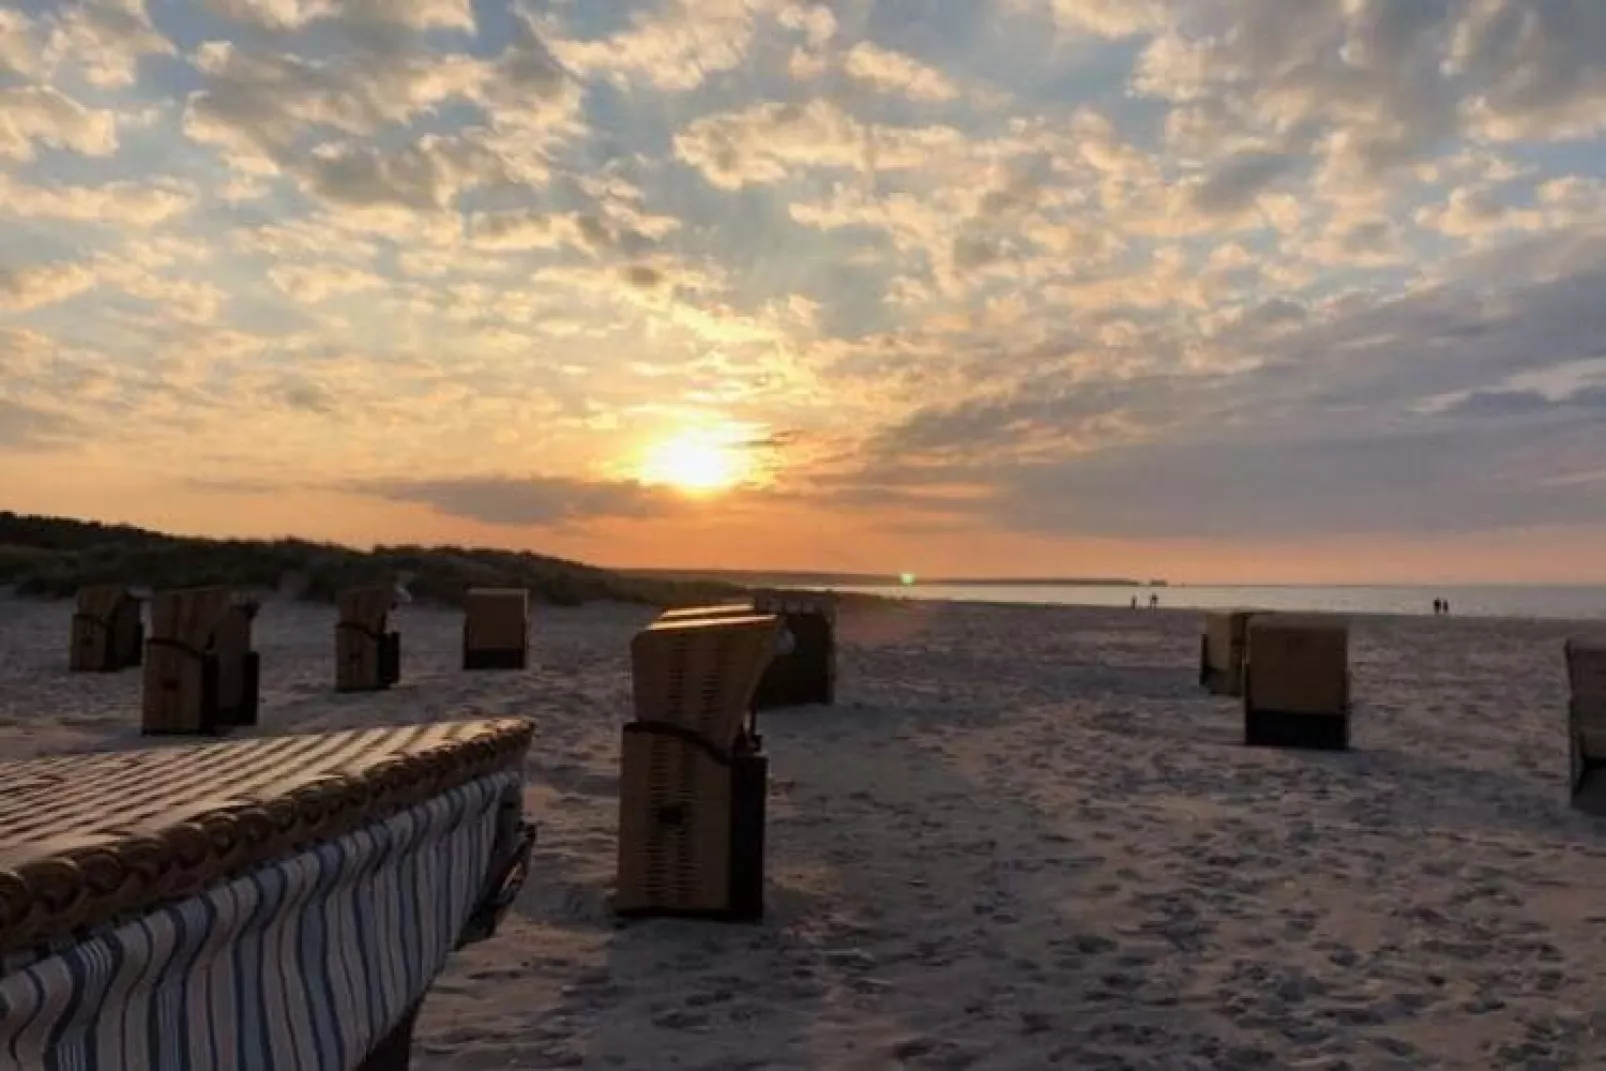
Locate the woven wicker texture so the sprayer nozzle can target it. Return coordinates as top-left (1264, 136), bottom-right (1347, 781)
top-left (615, 730), bottom-right (735, 914)
top-left (140, 587), bottom-right (256, 734)
top-left (337, 586), bottom-right (397, 691)
top-left (0, 717), bottom-right (533, 955)
top-left (464, 588), bottom-right (528, 651)
top-left (1245, 614), bottom-right (1350, 716)
top-left (629, 614), bottom-right (780, 748)
top-left (69, 586), bottom-right (142, 673)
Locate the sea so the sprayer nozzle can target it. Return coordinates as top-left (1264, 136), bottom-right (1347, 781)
top-left (832, 584), bottom-right (1606, 622)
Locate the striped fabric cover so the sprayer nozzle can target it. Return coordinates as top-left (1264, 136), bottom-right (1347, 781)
top-left (0, 770), bottom-right (519, 1071)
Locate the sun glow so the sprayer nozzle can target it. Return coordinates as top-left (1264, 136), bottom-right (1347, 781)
top-left (640, 430), bottom-right (748, 495)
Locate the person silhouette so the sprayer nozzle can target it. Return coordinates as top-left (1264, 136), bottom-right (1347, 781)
top-left (1149, 593), bottom-right (1159, 609)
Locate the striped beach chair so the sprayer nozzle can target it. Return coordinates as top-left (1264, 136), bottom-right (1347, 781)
top-left (0, 718), bottom-right (536, 1070)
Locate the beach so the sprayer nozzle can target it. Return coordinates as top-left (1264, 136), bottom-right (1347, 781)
top-left (2, 595), bottom-right (1605, 1069)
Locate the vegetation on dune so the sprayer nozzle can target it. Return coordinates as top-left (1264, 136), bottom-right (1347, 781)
top-left (0, 511), bottom-right (744, 608)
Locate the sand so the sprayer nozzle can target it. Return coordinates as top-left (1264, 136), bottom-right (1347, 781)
top-left (4, 595), bottom-right (1606, 1069)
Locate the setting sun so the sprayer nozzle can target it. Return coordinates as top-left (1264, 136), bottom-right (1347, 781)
top-left (639, 431), bottom-right (746, 495)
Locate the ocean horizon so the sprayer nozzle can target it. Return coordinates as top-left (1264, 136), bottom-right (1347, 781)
top-left (831, 582), bottom-right (1606, 621)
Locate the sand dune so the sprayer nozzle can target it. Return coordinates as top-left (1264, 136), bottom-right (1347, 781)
top-left (2, 596), bottom-right (1605, 1069)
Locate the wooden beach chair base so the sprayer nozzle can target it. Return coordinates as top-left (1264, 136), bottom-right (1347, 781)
top-left (1244, 707), bottom-right (1350, 751)
top-left (614, 725), bottom-right (768, 923)
top-left (463, 646), bottom-right (527, 671)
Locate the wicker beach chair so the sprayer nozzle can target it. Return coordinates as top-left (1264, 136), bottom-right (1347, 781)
top-left (0, 718), bottom-right (536, 1070)
top-left (1565, 637), bottom-right (1606, 814)
top-left (750, 590), bottom-right (838, 709)
top-left (337, 585), bottom-right (401, 692)
top-left (655, 592), bottom-right (838, 710)
top-left (1242, 613), bottom-right (1351, 751)
top-left (1199, 610), bottom-right (1256, 697)
top-left (462, 588), bottom-right (528, 670)
top-left (140, 587), bottom-right (262, 735)
top-left (615, 613), bottom-right (780, 922)
top-left (68, 585), bottom-right (144, 673)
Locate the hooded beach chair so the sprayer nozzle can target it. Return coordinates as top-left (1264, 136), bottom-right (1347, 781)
top-left (68, 584), bottom-right (144, 672)
top-left (1242, 613), bottom-right (1351, 750)
top-left (1199, 609), bottom-right (1257, 697)
top-left (655, 591), bottom-right (837, 709)
top-left (462, 587), bottom-right (528, 670)
top-left (615, 612), bottom-right (780, 922)
top-left (750, 589), bottom-right (838, 708)
top-left (1566, 637), bottom-right (1606, 814)
top-left (140, 586), bottom-right (262, 735)
top-left (0, 718), bottom-right (537, 1070)
top-left (336, 585), bottom-right (401, 692)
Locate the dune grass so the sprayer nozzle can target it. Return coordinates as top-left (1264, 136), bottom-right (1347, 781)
top-left (0, 511), bottom-right (743, 608)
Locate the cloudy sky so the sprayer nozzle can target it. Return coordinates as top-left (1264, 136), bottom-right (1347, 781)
top-left (2, 0), bottom-right (1604, 583)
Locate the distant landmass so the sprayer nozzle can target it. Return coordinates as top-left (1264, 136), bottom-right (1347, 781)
top-left (627, 569), bottom-right (1155, 588)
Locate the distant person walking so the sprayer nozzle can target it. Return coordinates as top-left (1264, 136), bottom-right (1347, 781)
top-left (1130, 596), bottom-right (1138, 609)
top-left (1432, 598), bottom-right (1442, 615)
top-left (1149, 593), bottom-right (1159, 610)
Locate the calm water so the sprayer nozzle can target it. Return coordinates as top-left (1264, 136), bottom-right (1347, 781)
top-left (836, 584), bottom-right (1606, 621)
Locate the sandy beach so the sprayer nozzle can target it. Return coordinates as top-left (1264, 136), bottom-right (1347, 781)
top-left (3, 595), bottom-right (1605, 1069)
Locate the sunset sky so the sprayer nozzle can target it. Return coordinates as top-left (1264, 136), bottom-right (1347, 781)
top-left (1, 0), bottom-right (1604, 583)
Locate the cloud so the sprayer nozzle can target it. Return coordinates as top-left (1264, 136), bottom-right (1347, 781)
top-left (1006, 0), bottom-right (1168, 39)
top-left (0, 262), bottom-right (97, 313)
top-left (674, 99), bottom-right (963, 189)
top-left (1187, 152), bottom-right (1299, 216)
top-left (548, 0), bottom-right (779, 92)
top-left (353, 475), bottom-right (682, 527)
top-left (0, 86), bottom-right (119, 161)
top-left (266, 262), bottom-right (386, 302)
top-left (43, 0), bottom-right (175, 89)
top-left (0, 175), bottom-right (193, 228)
top-left (0, 399), bottom-right (80, 451)
top-left (3, 0), bottom-right (1606, 576)
top-left (841, 43), bottom-right (960, 102)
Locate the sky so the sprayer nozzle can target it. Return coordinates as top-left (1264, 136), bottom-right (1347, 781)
top-left (1, 0), bottom-right (1605, 584)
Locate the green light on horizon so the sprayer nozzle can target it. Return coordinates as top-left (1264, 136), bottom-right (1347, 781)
top-left (900, 572), bottom-right (917, 586)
